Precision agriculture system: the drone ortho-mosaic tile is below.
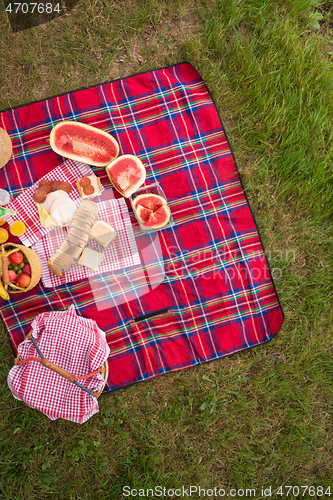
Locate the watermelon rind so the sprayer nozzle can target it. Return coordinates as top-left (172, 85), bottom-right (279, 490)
top-left (106, 154), bottom-right (146, 198)
top-left (142, 204), bottom-right (171, 230)
top-left (49, 121), bottom-right (119, 167)
top-left (133, 193), bottom-right (167, 211)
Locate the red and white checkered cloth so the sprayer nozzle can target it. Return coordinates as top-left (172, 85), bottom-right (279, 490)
top-left (7, 305), bottom-right (110, 423)
top-left (32, 198), bottom-right (140, 288)
top-left (6, 160), bottom-right (99, 247)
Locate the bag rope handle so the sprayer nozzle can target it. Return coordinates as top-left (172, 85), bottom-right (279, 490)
top-left (15, 332), bottom-right (103, 398)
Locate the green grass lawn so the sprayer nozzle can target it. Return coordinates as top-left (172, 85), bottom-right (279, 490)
top-left (1, 0), bottom-right (332, 498)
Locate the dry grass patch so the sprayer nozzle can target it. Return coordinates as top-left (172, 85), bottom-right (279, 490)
top-left (0, 0), bottom-right (202, 109)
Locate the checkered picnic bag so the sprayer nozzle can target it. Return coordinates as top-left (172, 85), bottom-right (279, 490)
top-left (7, 305), bottom-right (110, 423)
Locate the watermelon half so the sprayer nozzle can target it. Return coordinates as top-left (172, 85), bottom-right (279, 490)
top-left (50, 121), bottom-right (119, 167)
top-left (133, 193), bottom-right (171, 230)
top-left (106, 155), bottom-right (146, 198)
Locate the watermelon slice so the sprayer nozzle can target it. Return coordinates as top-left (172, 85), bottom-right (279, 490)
top-left (135, 205), bottom-right (153, 223)
top-left (143, 204), bottom-right (171, 229)
top-left (106, 155), bottom-right (146, 198)
top-left (133, 192), bottom-right (171, 230)
top-left (50, 121), bottom-right (119, 167)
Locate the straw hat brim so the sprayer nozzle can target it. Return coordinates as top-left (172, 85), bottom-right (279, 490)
top-left (0, 128), bottom-right (13, 169)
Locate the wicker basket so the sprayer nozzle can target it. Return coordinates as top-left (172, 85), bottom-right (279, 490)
top-left (0, 243), bottom-right (42, 293)
top-left (95, 360), bottom-right (109, 398)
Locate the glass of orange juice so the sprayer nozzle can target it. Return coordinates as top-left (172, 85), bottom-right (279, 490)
top-left (0, 228), bottom-right (8, 243)
top-left (9, 220), bottom-right (26, 237)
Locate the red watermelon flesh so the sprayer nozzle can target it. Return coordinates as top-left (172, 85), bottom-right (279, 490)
top-left (133, 194), bottom-right (167, 212)
top-left (135, 204), bottom-right (153, 223)
top-left (106, 155), bottom-right (146, 198)
top-left (142, 204), bottom-right (171, 229)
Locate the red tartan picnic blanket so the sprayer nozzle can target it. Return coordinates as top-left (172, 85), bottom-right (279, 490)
top-left (0, 62), bottom-right (284, 394)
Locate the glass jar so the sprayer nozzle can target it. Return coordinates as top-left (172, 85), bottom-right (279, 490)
top-left (0, 189), bottom-right (11, 225)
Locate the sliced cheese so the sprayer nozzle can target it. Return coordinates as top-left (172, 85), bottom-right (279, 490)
top-left (78, 246), bottom-right (104, 270)
top-left (76, 175), bottom-right (102, 199)
top-left (38, 191), bottom-right (76, 227)
top-left (37, 203), bottom-right (58, 228)
top-left (89, 220), bottom-right (117, 249)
